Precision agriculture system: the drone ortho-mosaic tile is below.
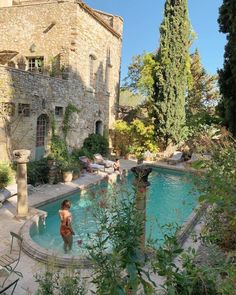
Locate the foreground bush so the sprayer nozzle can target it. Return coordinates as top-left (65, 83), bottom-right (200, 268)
top-left (83, 134), bottom-right (109, 156)
top-left (27, 158), bottom-right (49, 186)
top-left (0, 163), bottom-right (13, 189)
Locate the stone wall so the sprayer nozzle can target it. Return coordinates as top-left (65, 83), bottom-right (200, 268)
top-left (0, 0), bottom-right (123, 161)
top-left (0, 65), bottom-right (107, 160)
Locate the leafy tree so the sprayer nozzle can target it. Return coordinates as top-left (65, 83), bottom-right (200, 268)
top-left (218, 0), bottom-right (236, 135)
top-left (119, 88), bottom-right (144, 107)
top-left (123, 52), bottom-right (156, 99)
top-left (113, 119), bottom-right (158, 159)
top-left (151, 0), bottom-right (191, 147)
top-left (187, 49), bottom-right (220, 126)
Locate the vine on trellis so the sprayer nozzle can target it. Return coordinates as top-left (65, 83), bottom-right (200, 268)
top-left (62, 102), bottom-right (80, 139)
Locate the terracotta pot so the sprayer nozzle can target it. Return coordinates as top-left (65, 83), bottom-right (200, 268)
top-left (62, 171), bottom-right (73, 182)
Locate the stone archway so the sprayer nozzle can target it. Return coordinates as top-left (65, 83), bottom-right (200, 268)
top-left (95, 120), bottom-right (103, 135)
top-left (35, 114), bottom-right (49, 160)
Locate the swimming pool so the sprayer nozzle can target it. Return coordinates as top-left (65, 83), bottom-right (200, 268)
top-left (30, 167), bottom-right (199, 256)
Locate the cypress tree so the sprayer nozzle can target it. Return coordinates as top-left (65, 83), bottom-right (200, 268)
top-left (218, 0), bottom-right (236, 135)
top-left (152, 0), bottom-right (191, 147)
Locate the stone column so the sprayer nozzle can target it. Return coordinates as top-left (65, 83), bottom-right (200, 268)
top-left (13, 149), bottom-right (31, 218)
top-left (131, 166), bottom-right (152, 251)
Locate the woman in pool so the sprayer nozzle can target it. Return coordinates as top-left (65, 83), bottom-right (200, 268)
top-left (59, 200), bottom-right (74, 252)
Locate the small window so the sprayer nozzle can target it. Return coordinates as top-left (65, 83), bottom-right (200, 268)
top-left (95, 120), bottom-right (103, 135)
top-left (0, 102), bottom-right (15, 116)
top-left (27, 57), bottom-right (44, 72)
top-left (18, 103), bottom-right (30, 117)
top-left (55, 106), bottom-right (63, 117)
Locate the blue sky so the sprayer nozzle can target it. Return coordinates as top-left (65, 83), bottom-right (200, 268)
top-left (85, 0), bottom-right (226, 82)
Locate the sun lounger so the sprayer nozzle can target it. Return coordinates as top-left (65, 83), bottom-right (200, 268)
top-left (0, 184), bottom-right (17, 207)
top-left (0, 184), bottom-right (34, 207)
top-left (79, 156), bottom-right (105, 172)
top-left (167, 151), bottom-right (183, 165)
top-left (187, 153), bottom-right (212, 164)
top-left (93, 154), bottom-right (114, 169)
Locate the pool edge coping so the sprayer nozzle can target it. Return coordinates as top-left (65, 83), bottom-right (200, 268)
top-left (20, 163), bottom-right (204, 267)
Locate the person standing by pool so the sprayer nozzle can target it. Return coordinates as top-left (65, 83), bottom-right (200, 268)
top-left (59, 200), bottom-right (74, 252)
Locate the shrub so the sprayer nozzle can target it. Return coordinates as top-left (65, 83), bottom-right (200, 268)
top-left (27, 158), bottom-right (49, 186)
top-left (71, 147), bottom-right (93, 160)
top-left (35, 266), bottom-right (86, 295)
top-left (197, 142), bottom-right (236, 251)
top-left (0, 163), bottom-right (13, 189)
top-left (51, 135), bottom-right (69, 161)
top-left (83, 134), bottom-right (109, 156)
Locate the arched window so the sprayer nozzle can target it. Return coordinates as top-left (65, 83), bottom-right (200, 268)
top-left (95, 120), bottom-right (103, 135)
top-left (35, 114), bottom-right (48, 160)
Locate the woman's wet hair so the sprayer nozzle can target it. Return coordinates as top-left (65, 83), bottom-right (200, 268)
top-left (61, 199), bottom-right (71, 209)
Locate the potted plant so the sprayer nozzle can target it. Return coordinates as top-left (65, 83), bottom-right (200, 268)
top-left (46, 154), bottom-right (55, 167)
top-left (72, 167), bottom-right (80, 180)
top-left (60, 160), bottom-right (73, 183)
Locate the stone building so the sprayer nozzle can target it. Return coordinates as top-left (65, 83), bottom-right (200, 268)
top-left (0, 0), bottom-right (123, 161)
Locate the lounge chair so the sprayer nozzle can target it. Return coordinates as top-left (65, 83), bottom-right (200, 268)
top-left (79, 156), bottom-right (105, 172)
top-left (0, 278), bottom-right (19, 295)
top-left (0, 184), bottom-right (17, 207)
top-left (0, 232), bottom-right (23, 288)
top-left (93, 154), bottom-right (114, 169)
top-left (167, 151), bottom-right (183, 165)
top-left (0, 184), bottom-right (34, 207)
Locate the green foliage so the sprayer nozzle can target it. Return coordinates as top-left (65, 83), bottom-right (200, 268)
top-left (35, 269), bottom-right (55, 295)
top-left (62, 103), bottom-right (80, 139)
top-left (51, 135), bottom-right (69, 161)
top-left (187, 49), bottom-right (220, 127)
top-left (83, 134), bottom-right (109, 156)
top-left (113, 119), bottom-right (158, 159)
top-left (0, 163), bottom-right (13, 189)
top-left (151, 0), bottom-right (191, 147)
top-left (50, 113), bottom-right (56, 137)
top-left (185, 124), bottom-right (222, 154)
top-left (123, 52), bottom-right (156, 100)
top-left (152, 231), bottom-right (235, 295)
top-left (218, 0), bottom-right (236, 135)
top-left (119, 88), bottom-right (145, 107)
top-left (35, 266), bottom-right (86, 295)
top-left (113, 120), bottom-right (132, 156)
top-left (27, 158), bottom-right (49, 186)
top-left (129, 119), bottom-right (158, 160)
top-left (71, 147), bottom-right (93, 160)
top-left (197, 142), bottom-right (236, 251)
top-left (87, 186), bottom-right (155, 294)
top-left (59, 158), bottom-right (74, 172)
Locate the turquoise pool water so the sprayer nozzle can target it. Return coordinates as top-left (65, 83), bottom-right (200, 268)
top-left (31, 167), bottom-right (199, 255)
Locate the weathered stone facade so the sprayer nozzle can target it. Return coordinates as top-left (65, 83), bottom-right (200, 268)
top-left (0, 0), bottom-right (123, 161)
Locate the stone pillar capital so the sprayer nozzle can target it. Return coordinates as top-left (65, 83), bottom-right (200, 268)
top-left (13, 149), bottom-right (31, 163)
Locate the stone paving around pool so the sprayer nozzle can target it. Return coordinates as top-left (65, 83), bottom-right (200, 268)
top-left (0, 159), bottom-right (200, 294)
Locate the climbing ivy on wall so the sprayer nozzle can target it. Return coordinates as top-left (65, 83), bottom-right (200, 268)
top-left (62, 102), bottom-right (80, 139)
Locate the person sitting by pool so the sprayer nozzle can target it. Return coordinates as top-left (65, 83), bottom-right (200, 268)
top-left (113, 159), bottom-right (121, 173)
top-left (59, 200), bottom-right (74, 252)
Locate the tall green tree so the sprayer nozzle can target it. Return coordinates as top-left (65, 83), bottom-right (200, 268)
top-left (218, 0), bottom-right (236, 135)
top-left (151, 0), bottom-right (191, 147)
top-left (187, 49), bottom-right (220, 125)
